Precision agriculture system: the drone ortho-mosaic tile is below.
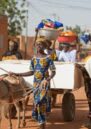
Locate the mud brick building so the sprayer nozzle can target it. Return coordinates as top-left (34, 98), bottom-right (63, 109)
top-left (17, 36), bottom-right (34, 59)
top-left (0, 15), bottom-right (34, 60)
top-left (0, 15), bottom-right (8, 60)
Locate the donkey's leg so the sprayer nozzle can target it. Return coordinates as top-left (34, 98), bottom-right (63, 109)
top-left (15, 103), bottom-right (21, 129)
top-left (25, 96), bottom-right (29, 106)
top-left (22, 100), bottom-right (26, 127)
top-left (0, 107), bottom-right (2, 129)
top-left (8, 105), bottom-right (12, 129)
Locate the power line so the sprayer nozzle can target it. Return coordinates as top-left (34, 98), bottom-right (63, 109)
top-left (37, 0), bottom-right (91, 11)
top-left (28, 1), bottom-right (49, 16)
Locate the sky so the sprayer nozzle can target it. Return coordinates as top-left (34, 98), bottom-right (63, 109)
top-left (22, 0), bottom-right (91, 36)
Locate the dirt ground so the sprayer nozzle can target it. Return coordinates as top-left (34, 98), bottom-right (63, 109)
top-left (1, 87), bottom-right (90, 129)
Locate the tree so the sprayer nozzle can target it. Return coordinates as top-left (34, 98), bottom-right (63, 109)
top-left (66, 25), bottom-right (82, 35)
top-left (0, 0), bottom-right (27, 36)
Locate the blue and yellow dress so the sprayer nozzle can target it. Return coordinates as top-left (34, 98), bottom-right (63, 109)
top-left (30, 55), bottom-right (55, 124)
top-left (44, 49), bottom-right (57, 61)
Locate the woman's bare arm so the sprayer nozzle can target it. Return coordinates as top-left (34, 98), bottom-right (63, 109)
top-left (12, 71), bottom-right (34, 77)
top-left (47, 71), bottom-right (56, 81)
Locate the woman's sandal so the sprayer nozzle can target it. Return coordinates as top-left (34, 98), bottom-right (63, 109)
top-left (39, 123), bottom-right (46, 129)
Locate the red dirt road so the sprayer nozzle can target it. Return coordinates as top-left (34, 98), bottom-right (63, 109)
top-left (1, 87), bottom-right (89, 129)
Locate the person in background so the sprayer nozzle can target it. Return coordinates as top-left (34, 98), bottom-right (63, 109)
top-left (56, 43), bottom-right (63, 61)
top-left (2, 40), bottom-right (22, 60)
top-left (10, 37), bottom-right (56, 129)
top-left (69, 43), bottom-right (80, 62)
top-left (58, 43), bottom-right (71, 62)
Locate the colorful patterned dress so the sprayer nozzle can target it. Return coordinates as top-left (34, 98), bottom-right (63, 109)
top-left (30, 55), bottom-right (55, 124)
top-left (44, 49), bottom-right (57, 61)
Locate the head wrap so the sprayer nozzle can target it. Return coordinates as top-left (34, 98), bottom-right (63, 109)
top-left (36, 36), bottom-right (46, 44)
top-left (9, 40), bottom-right (19, 51)
top-left (35, 36), bottom-right (47, 48)
top-left (9, 40), bottom-right (14, 46)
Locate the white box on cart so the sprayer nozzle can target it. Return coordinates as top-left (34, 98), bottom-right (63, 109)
top-left (0, 60), bottom-right (84, 90)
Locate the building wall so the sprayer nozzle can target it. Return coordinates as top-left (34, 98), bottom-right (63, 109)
top-left (0, 15), bottom-right (8, 60)
top-left (0, 15), bottom-right (34, 60)
top-left (18, 36), bottom-right (34, 59)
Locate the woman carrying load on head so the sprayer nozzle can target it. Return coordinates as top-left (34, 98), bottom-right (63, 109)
top-left (10, 37), bottom-right (56, 129)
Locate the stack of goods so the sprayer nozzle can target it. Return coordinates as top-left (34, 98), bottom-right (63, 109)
top-left (57, 31), bottom-right (77, 43)
top-left (36, 19), bottom-right (63, 40)
top-left (37, 19), bottom-right (63, 30)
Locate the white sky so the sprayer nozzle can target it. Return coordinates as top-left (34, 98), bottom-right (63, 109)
top-left (21, 0), bottom-right (91, 36)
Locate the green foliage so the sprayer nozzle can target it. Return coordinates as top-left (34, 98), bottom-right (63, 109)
top-left (66, 25), bottom-right (82, 34)
top-left (0, 0), bottom-right (27, 36)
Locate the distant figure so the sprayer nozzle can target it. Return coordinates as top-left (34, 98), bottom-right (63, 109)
top-left (58, 43), bottom-right (71, 62)
top-left (2, 40), bottom-right (22, 60)
top-left (56, 43), bottom-right (63, 61)
top-left (58, 42), bottom-right (80, 62)
top-left (69, 43), bottom-right (80, 62)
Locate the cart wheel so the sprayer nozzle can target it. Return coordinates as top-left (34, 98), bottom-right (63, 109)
top-left (4, 104), bottom-right (17, 119)
top-left (62, 92), bottom-right (75, 121)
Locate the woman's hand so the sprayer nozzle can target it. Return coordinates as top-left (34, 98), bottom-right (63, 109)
top-left (41, 79), bottom-right (48, 89)
top-left (47, 76), bottom-right (51, 82)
